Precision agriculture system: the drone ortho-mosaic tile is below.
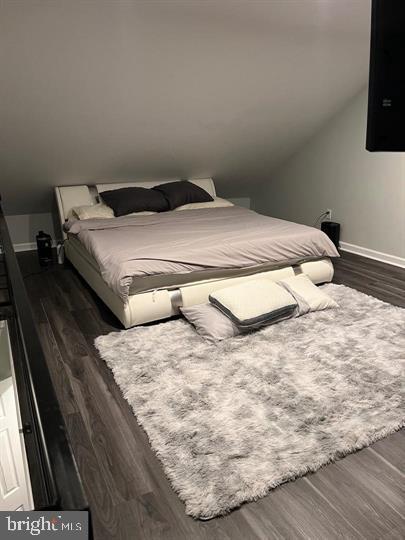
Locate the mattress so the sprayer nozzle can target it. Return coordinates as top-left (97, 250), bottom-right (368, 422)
top-left (67, 236), bottom-right (331, 295)
top-left (65, 206), bottom-right (338, 301)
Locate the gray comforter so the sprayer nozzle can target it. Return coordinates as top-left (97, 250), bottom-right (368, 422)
top-left (66, 206), bottom-right (339, 301)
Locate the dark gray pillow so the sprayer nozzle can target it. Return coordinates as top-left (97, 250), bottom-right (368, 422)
top-left (100, 187), bottom-right (168, 216)
top-left (152, 181), bottom-right (213, 210)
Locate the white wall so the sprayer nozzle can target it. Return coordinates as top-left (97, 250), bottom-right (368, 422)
top-left (253, 89), bottom-right (405, 260)
top-left (5, 213), bottom-right (56, 250)
top-left (228, 197), bottom-right (251, 209)
top-left (0, 0), bottom-right (369, 216)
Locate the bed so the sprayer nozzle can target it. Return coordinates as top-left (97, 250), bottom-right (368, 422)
top-left (55, 178), bottom-right (338, 328)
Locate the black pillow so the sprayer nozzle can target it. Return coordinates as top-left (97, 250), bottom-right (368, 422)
top-left (152, 181), bottom-right (213, 210)
top-left (100, 187), bottom-right (169, 217)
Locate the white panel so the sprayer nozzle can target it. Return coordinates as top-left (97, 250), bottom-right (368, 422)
top-left (0, 324), bottom-right (33, 511)
top-left (0, 380), bottom-right (32, 511)
top-left (0, 429), bottom-right (19, 496)
top-left (55, 185), bottom-right (95, 222)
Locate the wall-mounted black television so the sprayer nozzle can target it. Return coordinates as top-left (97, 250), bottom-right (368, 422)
top-left (366, 0), bottom-right (405, 151)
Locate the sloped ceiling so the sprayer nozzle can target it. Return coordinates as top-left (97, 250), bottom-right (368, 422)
top-left (0, 0), bottom-right (371, 215)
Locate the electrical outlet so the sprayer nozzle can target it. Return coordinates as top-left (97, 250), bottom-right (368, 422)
top-left (326, 208), bottom-right (332, 220)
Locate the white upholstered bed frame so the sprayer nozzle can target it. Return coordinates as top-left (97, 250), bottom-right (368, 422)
top-left (55, 178), bottom-right (334, 328)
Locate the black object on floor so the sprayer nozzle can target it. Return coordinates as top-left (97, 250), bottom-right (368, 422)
top-left (321, 221), bottom-right (340, 249)
top-left (36, 230), bottom-right (53, 266)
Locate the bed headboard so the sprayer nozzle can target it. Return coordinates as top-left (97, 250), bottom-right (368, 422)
top-left (55, 178), bottom-right (216, 237)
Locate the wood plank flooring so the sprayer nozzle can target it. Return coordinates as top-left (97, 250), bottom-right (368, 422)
top-left (18, 250), bottom-right (405, 540)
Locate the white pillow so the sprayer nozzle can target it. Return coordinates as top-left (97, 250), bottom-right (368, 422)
top-left (181, 303), bottom-right (239, 342)
top-left (70, 202), bottom-right (114, 220)
top-left (209, 279), bottom-right (297, 330)
top-left (70, 203), bottom-right (155, 220)
top-left (174, 197), bottom-right (234, 211)
top-left (278, 274), bottom-right (338, 315)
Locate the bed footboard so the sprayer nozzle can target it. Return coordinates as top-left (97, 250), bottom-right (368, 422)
top-left (65, 239), bottom-right (334, 328)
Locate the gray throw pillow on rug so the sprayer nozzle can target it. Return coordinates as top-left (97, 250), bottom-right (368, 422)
top-left (181, 303), bottom-right (239, 342)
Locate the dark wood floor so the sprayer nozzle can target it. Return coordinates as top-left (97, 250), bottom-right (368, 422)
top-left (19, 250), bottom-right (405, 540)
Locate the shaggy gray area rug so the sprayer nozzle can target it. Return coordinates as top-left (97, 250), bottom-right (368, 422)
top-left (95, 284), bottom-right (405, 519)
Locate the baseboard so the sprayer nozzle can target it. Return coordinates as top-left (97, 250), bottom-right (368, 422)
top-left (340, 242), bottom-right (405, 269)
top-left (13, 242), bottom-right (37, 252)
top-left (13, 241), bottom-right (59, 253)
